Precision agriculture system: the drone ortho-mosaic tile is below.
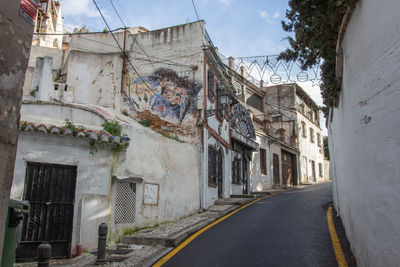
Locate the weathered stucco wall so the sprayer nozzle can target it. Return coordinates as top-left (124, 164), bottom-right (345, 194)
top-left (297, 111), bottom-right (325, 183)
top-left (112, 122), bottom-right (200, 237)
top-left (66, 51), bottom-right (122, 110)
top-left (251, 133), bottom-right (272, 191)
top-left (329, 0), bottom-right (400, 265)
top-left (11, 133), bottom-right (114, 253)
top-left (0, 0), bottom-right (33, 260)
top-left (123, 22), bottom-right (204, 139)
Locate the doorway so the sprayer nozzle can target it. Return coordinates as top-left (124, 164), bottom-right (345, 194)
top-left (16, 162), bottom-right (77, 261)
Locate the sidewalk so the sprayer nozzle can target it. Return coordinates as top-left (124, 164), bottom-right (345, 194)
top-left (14, 188), bottom-right (294, 267)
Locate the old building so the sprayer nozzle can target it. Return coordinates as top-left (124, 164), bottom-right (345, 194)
top-left (265, 83), bottom-right (325, 184)
top-left (10, 14), bottom-right (261, 258)
top-left (224, 59), bottom-right (300, 191)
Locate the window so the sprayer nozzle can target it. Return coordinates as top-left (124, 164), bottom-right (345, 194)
top-left (114, 182), bottom-right (136, 224)
top-left (310, 128), bottom-right (314, 143)
top-left (301, 121), bottom-right (307, 138)
top-left (208, 146), bottom-right (217, 185)
top-left (232, 157), bottom-right (241, 184)
top-left (272, 115), bottom-right (282, 123)
top-left (260, 148), bottom-right (267, 175)
top-left (318, 163), bottom-right (323, 177)
top-left (207, 67), bottom-right (215, 102)
top-left (317, 133), bottom-right (321, 147)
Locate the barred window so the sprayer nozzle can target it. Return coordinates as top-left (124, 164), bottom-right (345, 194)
top-left (232, 157), bottom-right (241, 184)
top-left (114, 182), bottom-right (136, 224)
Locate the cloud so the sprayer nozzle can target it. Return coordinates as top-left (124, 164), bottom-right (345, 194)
top-left (60, 0), bottom-right (108, 18)
top-left (259, 10), bottom-right (281, 24)
top-left (259, 10), bottom-right (268, 19)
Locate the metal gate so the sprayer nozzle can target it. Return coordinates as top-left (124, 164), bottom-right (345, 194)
top-left (16, 162), bottom-right (77, 261)
top-left (273, 153), bottom-right (280, 185)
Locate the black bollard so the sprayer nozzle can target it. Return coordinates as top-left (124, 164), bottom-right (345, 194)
top-left (37, 242), bottom-right (51, 267)
top-left (95, 223), bottom-right (108, 264)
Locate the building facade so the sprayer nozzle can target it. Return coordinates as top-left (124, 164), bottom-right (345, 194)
top-left (265, 83), bottom-right (325, 185)
top-left (10, 18), bottom-right (260, 258)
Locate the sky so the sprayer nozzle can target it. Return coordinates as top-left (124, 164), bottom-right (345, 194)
top-left (59, 0), bottom-right (327, 134)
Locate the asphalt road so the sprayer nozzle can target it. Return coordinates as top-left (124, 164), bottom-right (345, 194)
top-left (163, 182), bottom-right (336, 267)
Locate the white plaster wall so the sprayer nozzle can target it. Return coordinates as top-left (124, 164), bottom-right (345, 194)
top-left (11, 133), bottom-right (114, 253)
top-left (112, 122), bottom-right (201, 236)
top-left (297, 111), bottom-right (325, 183)
top-left (66, 51), bottom-right (122, 109)
top-left (23, 46), bottom-right (64, 96)
top-left (21, 103), bottom-right (107, 128)
top-left (250, 133), bottom-right (272, 191)
top-left (329, 0), bottom-right (400, 265)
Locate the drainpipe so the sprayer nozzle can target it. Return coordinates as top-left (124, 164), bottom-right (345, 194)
top-left (76, 194), bottom-right (89, 256)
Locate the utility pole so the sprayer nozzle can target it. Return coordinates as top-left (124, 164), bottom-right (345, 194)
top-left (0, 0), bottom-right (35, 262)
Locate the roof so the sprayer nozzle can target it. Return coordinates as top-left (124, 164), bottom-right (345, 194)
top-left (19, 121), bottom-right (130, 146)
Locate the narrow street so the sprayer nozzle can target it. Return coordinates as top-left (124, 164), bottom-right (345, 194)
top-left (163, 182), bottom-right (336, 267)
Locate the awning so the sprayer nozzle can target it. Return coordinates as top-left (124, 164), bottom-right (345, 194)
top-left (231, 130), bottom-right (259, 151)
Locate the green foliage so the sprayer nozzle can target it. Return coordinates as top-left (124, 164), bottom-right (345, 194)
top-left (102, 121), bottom-right (121, 136)
top-left (63, 119), bottom-right (85, 133)
top-left (122, 110), bottom-right (129, 116)
top-left (29, 86), bottom-right (39, 97)
top-left (161, 132), bottom-right (183, 143)
top-left (139, 119), bottom-right (152, 127)
top-left (323, 136), bottom-right (330, 160)
top-left (279, 0), bottom-right (357, 116)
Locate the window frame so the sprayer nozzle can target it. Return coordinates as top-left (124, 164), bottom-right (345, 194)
top-left (310, 127), bottom-right (315, 143)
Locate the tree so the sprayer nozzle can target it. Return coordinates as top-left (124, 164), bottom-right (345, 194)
top-left (323, 136), bottom-right (330, 160)
top-left (279, 0), bottom-right (357, 116)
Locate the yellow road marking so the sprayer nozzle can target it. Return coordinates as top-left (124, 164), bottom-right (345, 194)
top-left (153, 191), bottom-right (287, 267)
top-left (327, 206), bottom-right (348, 267)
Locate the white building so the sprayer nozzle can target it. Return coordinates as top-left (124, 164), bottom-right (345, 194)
top-left (265, 83), bottom-right (326, 184)
top-left (329, 0), bottom-right (400, 265)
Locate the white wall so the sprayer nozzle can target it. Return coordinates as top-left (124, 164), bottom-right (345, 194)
top-left (113, 122), bottom-right (201, 237)
top-left (11, 133), bottom-right (114, 253)
top-left (251, 133), bottom-right (273, 191)
top-left (329, 0), bottom-right (400, 265)
top-left (297, 111), bottom-right (325, 183)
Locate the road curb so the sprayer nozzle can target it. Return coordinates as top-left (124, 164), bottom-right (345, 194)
top-left (327, 206), bottom-right (348, 267)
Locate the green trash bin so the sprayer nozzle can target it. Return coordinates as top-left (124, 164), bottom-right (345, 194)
top-left (1, 199), bottom-right (29, 267)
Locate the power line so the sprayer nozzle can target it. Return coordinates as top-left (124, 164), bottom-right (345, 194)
top-left (109, 0), bottom-right (126, 28)
top-left (92, 0), bottom-right (157, 95)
